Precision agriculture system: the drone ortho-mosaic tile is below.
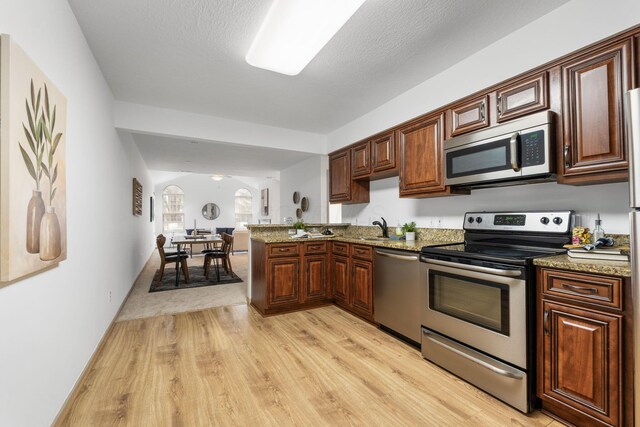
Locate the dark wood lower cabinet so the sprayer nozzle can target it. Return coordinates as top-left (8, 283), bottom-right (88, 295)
top-left (252, 240), bottom-right (375, 321)
top-left (351, 259), bottom-right (373, 317)
top-left (540, 300), bottom-right (621, 426)
top-left (302, 255), bottom-right (329, 302)
top-left (267, 258), bottom-right (300, 306)
top-left (251, 240), bottom-right (331, 315)
top-left (537, 267), bottom-right (629, 427)
top-left (330, 255), bottom-right (350, 305)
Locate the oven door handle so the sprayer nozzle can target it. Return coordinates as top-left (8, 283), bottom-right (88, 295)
top-left (422, 257), bottom-right (522, 277)
top-left (423, 330), bottom-right (524, 380)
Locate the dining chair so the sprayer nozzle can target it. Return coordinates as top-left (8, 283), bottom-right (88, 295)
top-left (156, 234), bottom-right (190, 286)
top-left (203, 233), bottom-right (234, 281)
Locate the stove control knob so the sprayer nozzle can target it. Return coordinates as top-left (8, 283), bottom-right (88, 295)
top-left (467, 217), bottom-right (474, 223)
top-left (540, 217), bottom-right (550, 225)
top-left (553, 217), bottom-right (563, 225)
top-left (475, 217), bottom-right (483, 224)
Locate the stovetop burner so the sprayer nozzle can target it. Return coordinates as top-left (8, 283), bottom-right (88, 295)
top-left (421, 242), bottom-right (566, 265)
top-left (420, 211), bottom-right (573, 266)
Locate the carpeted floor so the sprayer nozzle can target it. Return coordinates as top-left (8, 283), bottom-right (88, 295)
top-left (149, 265), bottom-right (243, 293)
top-left (117, 251), bottom-right (248, 321)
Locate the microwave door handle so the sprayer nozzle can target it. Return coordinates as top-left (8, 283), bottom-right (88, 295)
top-left (510, 132), bottom-right (521, 172)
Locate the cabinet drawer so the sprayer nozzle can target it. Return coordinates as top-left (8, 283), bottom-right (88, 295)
top-left (332, 242), bottom-right (349, 256)
top-left (351, 244), bottom-right (373, 261)
top-left (541, 268), bottom-right (622, 310)
top-left (268, 243), bottom-right (300, 258)
top-left (304, 241), bottom-right (328, 255)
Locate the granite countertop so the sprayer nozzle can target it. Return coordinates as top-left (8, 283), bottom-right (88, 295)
top-left (251, 235), bottom-right (458, 252)
top-left (533, 254), bottom-right (631, 277)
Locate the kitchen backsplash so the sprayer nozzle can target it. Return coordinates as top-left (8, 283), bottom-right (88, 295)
top-left (341, 178), bottom-right (630, 234)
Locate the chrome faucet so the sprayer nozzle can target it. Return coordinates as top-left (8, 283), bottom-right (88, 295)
top-left (372, 217), bottom-right (389, 238)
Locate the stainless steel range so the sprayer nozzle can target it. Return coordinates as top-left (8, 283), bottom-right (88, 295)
top-left (419, 211), bottom-right (573, 413)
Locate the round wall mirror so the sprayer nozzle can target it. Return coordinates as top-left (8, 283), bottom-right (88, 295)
top-left (201, 203), bottom-right (220, 220)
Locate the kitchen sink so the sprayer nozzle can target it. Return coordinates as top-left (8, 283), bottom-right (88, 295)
top-left (360, 237), bottom-right (390, 241)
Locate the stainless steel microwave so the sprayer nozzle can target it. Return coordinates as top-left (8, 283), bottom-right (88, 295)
top-left (444, 111), bottom-right (554, 188)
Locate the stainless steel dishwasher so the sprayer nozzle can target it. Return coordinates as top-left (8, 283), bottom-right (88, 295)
top-left (374, 248), bottom-right (421, 345)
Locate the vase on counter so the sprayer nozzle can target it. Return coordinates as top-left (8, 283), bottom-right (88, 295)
top-left (39, 206), bottom-right (61, 261)
top-left (405, 231), bottom-right (416, 241)
top-left (26, 190), bottom-right (45, 253)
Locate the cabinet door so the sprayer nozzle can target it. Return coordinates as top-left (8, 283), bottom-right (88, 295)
top-left (351, 141), bottom-right (371, 178)
top-left (329, 150), bottom-right (351, 202)
top-left (351, 260), bottom-right (373, 317)
top-left (540, 300), bottom-right (621, 426)
top-left (561, 39), bottom-right (631, 180)
top-left (496, 72), bottom-right (548, 122)
top-left (267, 258), bottom-right (300, 306)
top-left (331, 255), bottom-right (350, 305)
top-left (398, 113), bottom-right (446, 196)
top-left (371, 131), bottom-right (396, 173)
top-left (302, 255), bottom-right (328, 303)
top-left (449, 95), bottom-right (489, 136)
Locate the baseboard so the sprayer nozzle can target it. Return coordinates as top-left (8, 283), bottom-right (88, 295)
top-left (51, 251), bottom-right (152, 425)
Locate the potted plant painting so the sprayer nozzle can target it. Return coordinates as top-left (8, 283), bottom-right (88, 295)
top-left (402, 221), bottom-right (417, 241)
top-left (19, 81), bottom-right (62, 261)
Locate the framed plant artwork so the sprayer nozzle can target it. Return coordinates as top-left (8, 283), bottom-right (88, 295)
top-left (150, 196), bottom-right (154, 222)
top-left (0, 34), bottom-right (68, 283)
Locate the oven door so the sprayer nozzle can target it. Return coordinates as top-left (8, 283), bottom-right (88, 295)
top-left (421, 257), bottom-right (527, 368)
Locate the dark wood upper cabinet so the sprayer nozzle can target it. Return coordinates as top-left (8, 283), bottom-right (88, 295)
top-left (329, 150), bottom-right (369, 204)
top-left (560, 39), bottom-right (632, 183)
top-left (398, 113), bottom-right (466, 198)
top-left (351, 141), bottom-right (371, 178)
top-left (496, 72), bottom-right (549, 122)
top-left (540, 300), bottom-right (621, 426)
top-left (329, 150), bottom-right (350, 202)
top-left (448, 95), bottom-right (489, 137)
top-left (371, 131), bottom-right (396, 173)
top-left (398, 113), bottom-right (444, 195)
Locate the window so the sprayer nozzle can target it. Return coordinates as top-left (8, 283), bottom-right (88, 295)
top-left (234, 188), bottom-right (253, 229)
top-left (162, 185), bottom-right (184, 233)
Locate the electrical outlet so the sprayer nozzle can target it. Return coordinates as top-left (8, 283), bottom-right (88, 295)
top-left (108, 290), bottom-right (112, 303)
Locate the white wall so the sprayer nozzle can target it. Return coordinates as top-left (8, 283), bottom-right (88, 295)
top-left (154, 174), bottom-right (264, 235)
top-left (115, 101), bottom-right (327, 154)
top-left (331, 0), bottom-right (640, 234)
top-left (342, 178), bottom-right (630, 234)
top-left (0, 1), bottom-right (155, 426)
top-left (280, 155), bottom-right (327, 223)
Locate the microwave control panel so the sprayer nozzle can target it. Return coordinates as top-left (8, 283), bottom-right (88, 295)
top-left (521, 130), bottom-right (545, 167)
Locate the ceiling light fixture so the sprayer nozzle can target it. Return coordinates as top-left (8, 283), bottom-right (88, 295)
top-left (245, 0), bottom-right (367, 76)
top-left (211, 174), bottom-right (224, 181)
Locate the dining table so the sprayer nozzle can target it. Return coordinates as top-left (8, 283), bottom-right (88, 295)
top-left (170, 235), bottom-right (223, 287)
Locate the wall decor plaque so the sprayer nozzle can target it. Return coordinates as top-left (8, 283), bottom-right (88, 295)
top-left (133, 178), bottom-right (143, 216)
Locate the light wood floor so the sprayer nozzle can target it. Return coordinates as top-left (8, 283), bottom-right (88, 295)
top-left (56, 304), bottom-right (560, 426)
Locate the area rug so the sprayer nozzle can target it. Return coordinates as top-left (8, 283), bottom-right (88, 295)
top-left (150, 265), bottom-right (243, 293)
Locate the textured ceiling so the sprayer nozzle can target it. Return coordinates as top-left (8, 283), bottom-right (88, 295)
top-left (68, 0), bottom-right (567, 134)
top-left (132, 133), bottom-right (317, 177)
